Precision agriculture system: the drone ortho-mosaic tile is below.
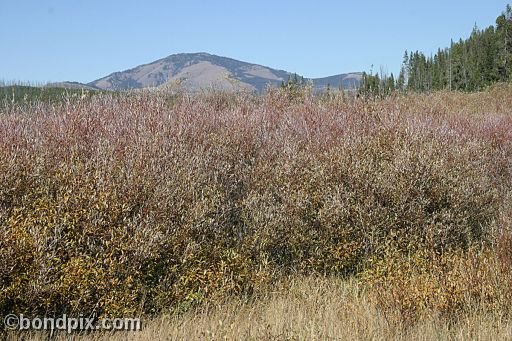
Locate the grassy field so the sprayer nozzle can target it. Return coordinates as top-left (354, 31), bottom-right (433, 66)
top-left (1, 85), bottom-right (511, 339)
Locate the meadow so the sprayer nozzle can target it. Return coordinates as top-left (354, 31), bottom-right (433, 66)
top-left (1, 84), bottom-right (511, 339)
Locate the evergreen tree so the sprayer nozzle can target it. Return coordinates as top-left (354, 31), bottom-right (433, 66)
top-left (496, 4), bottom-right (512, 80)
top-left (397, 4), bottom-right (512, 92)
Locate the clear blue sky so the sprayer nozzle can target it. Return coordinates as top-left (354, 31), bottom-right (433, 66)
top-left (1, 1), bottom-right (509, 84)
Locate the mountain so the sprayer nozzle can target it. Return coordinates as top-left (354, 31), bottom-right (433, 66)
top-left (88, 52), bottom-right (361, 92)
top-left (45, 81), bottom-right (99, 90)
top-left (311, 73), bottom-right (362, 91)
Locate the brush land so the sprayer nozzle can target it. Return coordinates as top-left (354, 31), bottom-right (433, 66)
top-left (0, 83), bottom-right (511, 339)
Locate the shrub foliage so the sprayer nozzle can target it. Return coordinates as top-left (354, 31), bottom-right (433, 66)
top-left (0, 87), bottom-right (511, 321)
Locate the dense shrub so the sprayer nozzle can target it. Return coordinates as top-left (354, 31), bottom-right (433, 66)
top-left (0, 87), bottom-right (510, 320)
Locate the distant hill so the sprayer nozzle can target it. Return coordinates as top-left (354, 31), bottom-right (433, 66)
top-left (87, 52), bottom-right (361, 92)
top-left (311, 73), bottom-right (363, 91)
top-left (45, 82), bottom-right (99, 91)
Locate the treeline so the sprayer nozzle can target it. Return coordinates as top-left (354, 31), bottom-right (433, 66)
top-left (0, 85), bottom-right (107, 109)
top-left (360, 4), bottom-right (512, 97)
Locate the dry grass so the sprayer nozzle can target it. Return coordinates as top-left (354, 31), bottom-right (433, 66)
top-left (11, 277), bottom-right (512, 340)
top-left (1, 84), bottom-right (512, 339)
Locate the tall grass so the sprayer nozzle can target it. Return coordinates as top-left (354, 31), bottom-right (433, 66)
top-left (1, 85), bottom-right (511, 337)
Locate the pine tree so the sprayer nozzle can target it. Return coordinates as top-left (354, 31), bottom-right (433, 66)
top-left (496, 4), bottom-right (512, 81)
top-left (397, 4), bottom-right (512, 92)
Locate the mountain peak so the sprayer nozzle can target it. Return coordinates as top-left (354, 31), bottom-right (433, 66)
top-left (88, 53), bottom-right (361, 92)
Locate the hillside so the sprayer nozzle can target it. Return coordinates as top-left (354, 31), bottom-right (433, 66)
top-left (88, 52), bottom-right (361, 92)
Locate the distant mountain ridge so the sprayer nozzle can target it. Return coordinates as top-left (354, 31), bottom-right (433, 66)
top-left (86, 52), bottom-right (361, 92)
